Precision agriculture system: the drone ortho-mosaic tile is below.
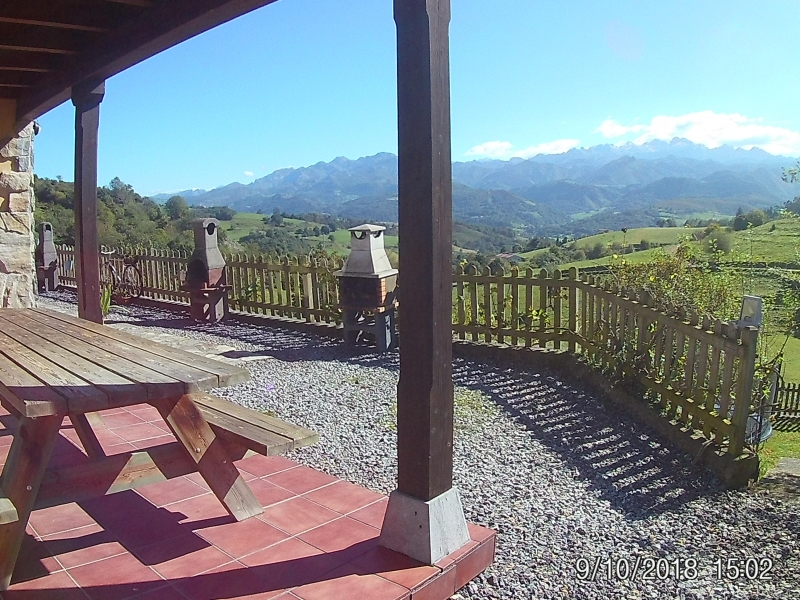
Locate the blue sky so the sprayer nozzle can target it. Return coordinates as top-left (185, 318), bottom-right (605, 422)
top-left (34, 0), bottom-right (800, 196)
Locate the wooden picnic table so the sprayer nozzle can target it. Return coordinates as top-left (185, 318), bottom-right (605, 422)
top-left (0, 308), bottom-right (265, 589)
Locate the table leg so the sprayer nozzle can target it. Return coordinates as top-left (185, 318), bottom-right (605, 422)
top-left (153, 395), bottom-right (262, 521)
top-left (69, 414), bottom-right (106, 458)
top-left (0, 413), bottom-right (63, 591)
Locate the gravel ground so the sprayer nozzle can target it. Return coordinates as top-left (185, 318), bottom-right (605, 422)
top-left (37, 292), bottom-right (800, 599)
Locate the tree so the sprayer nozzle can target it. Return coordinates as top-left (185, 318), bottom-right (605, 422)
top-left (733, 213), bottom-right (749, 231)
top-left (270, 206), bottom-right (283, 226)
top-left (165, 195), bottom-right (190, 220)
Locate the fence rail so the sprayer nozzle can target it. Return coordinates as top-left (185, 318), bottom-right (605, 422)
top-left (54, 245), bottom-right (760, 457)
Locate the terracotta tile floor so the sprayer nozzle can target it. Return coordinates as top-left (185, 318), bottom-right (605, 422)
top-left (0, 405), bottom-right (495, 600)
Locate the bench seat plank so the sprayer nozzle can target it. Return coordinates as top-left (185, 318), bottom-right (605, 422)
top-left (190, 393), bottom-right (319, 455)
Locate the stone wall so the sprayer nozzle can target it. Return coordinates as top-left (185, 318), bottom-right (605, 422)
top-left (0, 122), bottom-right (36, 307)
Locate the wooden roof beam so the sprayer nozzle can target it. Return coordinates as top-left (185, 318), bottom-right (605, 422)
top-left (0, 2), bottom-right (136, 33)
top-left (0, 50), bottom-right (60, 73)
top-left (0, 18), bottom-right (108, 34)
top-left (16, 0), bottom-right (279, 124)
top-left (104, 0), bottom-right (154, 7)
top-left (0, 26), bottom-right (98, 55)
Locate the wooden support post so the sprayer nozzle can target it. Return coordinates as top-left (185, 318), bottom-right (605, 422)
top-left (72, 80), bottom-right (105, 323)
top-left (0, 414), bottom-right (63, 590)
top-left (153, 394), bottom-right (262, 521)
top-left (394, 0), bottom-right (454, 503)
top-left (381, 0), bottom-right (470, 566)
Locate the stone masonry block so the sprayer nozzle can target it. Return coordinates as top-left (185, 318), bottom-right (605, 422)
top-left (2, 191), bottom-right (31, 212)
top-left (0, 170), bottom-right (32, 192)
top-left (0, 227), bottom-right (35, 273)
top-left (0, 134), bottom-right (32, 159)
top-left (0, 212), bottom-right (31, 235)
top-left (14, 154), bottom-right (33, 172)
top-left (0, 272), bottom-right (35, 308)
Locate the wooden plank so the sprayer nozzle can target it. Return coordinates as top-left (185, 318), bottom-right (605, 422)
top-left (0, 322), bottom-right (107, 413)
top-left (469, 266), bottom-right (479, 342)
top-left (524, 268), bottom-right (533, 348)
top-left (568, 268), bottom-right (577, 353)
top-left (30, 309), bottom-right (248, 388)
top-left (68, 414), bottom-right (105, 458)
top-left (154, 394), bottom-right (263, 520)
top-left (0, 350), bottom-right (67, 417)
top-left (496, 271), bottom-right (505, 345)
top-left (6, 309), bottom-right (185, 401)
top-left (190, 393), bottom-right (318, 448)
top-left (0, 414), bottom-right (63, 590)
top-left (0, 314), bottom-right (142, 412)
top-left (553, 271), bottom-right (562, 350)
top-left (539, 270), bottom-right (548, 348)
top-left (456, 267), bottom-right (465, 340)
top-left (483, 268), bottom-right (492, 343)
top-left (510, 269), bottom-right (519, 346)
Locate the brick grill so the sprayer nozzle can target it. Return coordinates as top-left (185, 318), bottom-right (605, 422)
top-left (335, 224), bottom-right (398, 350)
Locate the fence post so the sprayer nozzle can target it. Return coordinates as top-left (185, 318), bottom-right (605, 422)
top-left (729, 325), bottom-right (758, 456)
top-left (567, 267), bottom-right (577, 353)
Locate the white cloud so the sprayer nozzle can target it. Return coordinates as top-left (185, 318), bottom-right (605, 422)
top-left (595, 111), bottom-right (800, 156)
top-left (466, 138), bottom-right (579, 159)
top-left (513, 139), bottom-right (580, 158)
top-left (465, 141), bottom-right (514, 158)
top-left (243, 170), bottom-right (255, 177)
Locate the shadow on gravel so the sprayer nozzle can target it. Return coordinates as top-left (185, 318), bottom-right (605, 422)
top-left (450, 357), bottom-right (720, 520)
top-left (41, 291), bottom-right (717, 519)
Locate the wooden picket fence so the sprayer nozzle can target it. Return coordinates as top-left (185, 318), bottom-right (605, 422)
top-left (225, 254), bottom-right (343, 323)
top-left (54, 246), bottom-right (343, 325)
top-left (774, 377), bottom-right (800, 418)
top-left (53, 247), bottom-right (760, 456)
top-left (452, 265), bottom-right (759, 457)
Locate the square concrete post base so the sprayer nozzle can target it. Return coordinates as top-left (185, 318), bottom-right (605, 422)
top-left (378, 487), bottom-right (471, 565)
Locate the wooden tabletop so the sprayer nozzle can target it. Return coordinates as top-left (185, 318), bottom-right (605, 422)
top-left (0, 308), bottom-right (250, 418)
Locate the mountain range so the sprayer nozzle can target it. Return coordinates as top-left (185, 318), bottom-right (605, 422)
top-left (154, 139), bottom-right (797, 235)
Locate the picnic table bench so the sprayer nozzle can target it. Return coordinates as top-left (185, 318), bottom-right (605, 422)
top-left (0, 308), bottom-right (317, 590)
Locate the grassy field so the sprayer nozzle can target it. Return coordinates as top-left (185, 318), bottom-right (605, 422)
top-left (570, 226), bottom-right (704, 250)
top-left (218, 212), bottom-right (398, 255)
top-left (731, 218), bottom-right (800, 264)
top-left (518, 226), bottom-right (703, 261)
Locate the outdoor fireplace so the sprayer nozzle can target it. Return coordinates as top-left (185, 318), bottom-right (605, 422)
top-left (182, 218), bottom-right (230, 323)
top-left (335, 224), bottom-right (398, 351)
top-left (35, 222), bottom-right (59, 292)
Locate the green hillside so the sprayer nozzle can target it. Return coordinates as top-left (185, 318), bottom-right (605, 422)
top-left (571, 226), bottom-right (704, 250)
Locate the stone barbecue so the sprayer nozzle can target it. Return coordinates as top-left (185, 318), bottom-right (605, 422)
top-left (181, 217), bottom-right (230, 323)
top-left (335, 224), bottom-right (398, 350)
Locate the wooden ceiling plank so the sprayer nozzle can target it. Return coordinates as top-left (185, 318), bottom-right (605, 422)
top-left (16, 0), bottom-right (279, 123)
top-left (0, 1), bottom-right (136, 33)
top-left (104, 0), bottom-right (154, 7)
top-left (0, 46), bottom-right (75, 56)
top-left (0, 25), bottom-right (97, 55)
top-left (0, 49), bottom-right (62, 71)
top-left (0, 17), bottom-right (108, 34)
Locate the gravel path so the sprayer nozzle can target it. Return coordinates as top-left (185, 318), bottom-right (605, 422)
top-left (37, 292), bottom-right (800, 599)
